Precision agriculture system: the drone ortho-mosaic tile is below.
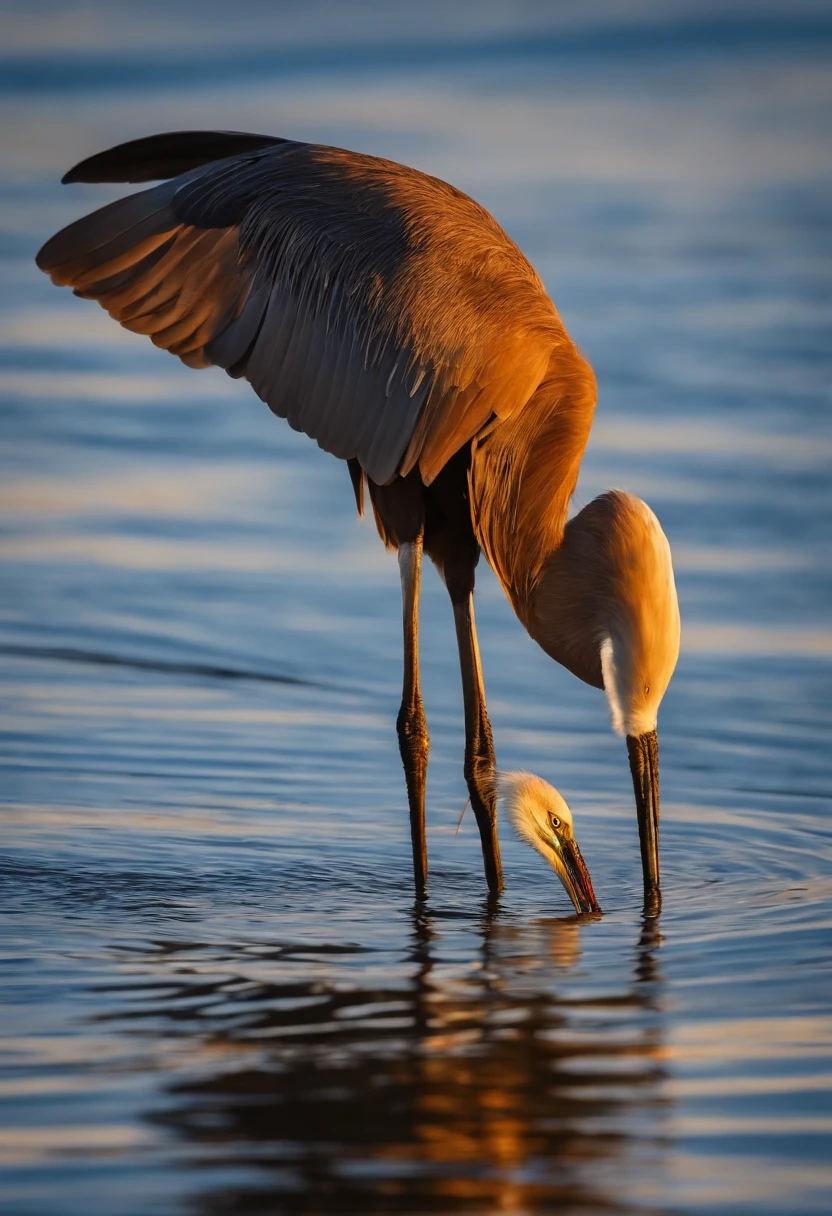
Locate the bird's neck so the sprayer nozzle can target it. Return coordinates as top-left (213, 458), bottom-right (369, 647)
top-left (469, 346), bottom-right (596, 613)
top-left (518, 511), bottom-right (607, 690)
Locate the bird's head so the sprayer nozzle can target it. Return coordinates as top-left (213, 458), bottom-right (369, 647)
top-left (495, 770), bottom-right (600, 914)
top-left (525, 490), bottom-right (680, 913)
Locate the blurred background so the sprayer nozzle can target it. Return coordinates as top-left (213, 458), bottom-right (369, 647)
top-left (1, 3), bottom-right (830, 1214)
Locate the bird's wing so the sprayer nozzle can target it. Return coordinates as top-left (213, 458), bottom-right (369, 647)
top-left (37, 132), bottom-right (561, 485)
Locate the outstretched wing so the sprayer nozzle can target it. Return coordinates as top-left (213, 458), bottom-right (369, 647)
top-left (37, 131), bottom-right (560, 485)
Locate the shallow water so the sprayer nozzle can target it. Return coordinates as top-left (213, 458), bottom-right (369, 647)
top-left (1, 3), bottom-right (831, 1213)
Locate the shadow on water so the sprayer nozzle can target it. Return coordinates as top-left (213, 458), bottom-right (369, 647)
top-left (0, 643), bottom-right (319, 688)
top-left (94, 908), bottom-right (670, 1214)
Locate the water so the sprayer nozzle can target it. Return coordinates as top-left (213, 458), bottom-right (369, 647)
top-left (1, 3), bottom-right (831, 1212)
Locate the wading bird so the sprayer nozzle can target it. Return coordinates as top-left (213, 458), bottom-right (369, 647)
top-left (496, 772), bottom-right (598, 914)
top-left (36, 130), bottom-right (680, 913)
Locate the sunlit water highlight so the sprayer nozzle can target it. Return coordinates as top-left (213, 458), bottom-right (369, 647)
top-left (1, 3), bottom-right (831, 1213)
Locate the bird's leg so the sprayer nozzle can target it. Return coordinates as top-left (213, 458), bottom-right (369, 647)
top-left (398, 536), bottom-right (429, 893)
top-left (452, 590), bottom-right (504, 895)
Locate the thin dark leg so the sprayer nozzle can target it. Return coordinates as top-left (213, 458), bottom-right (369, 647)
top-left (452, 591), bottom-right (503, 895)
top-left (397, 536), bottom-right (429, 893)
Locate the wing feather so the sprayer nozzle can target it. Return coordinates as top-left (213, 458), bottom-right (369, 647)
top-left (62, 130), bottom-right (287, 184)
top-left (204, 274), bottom-right (271, 373)
top-left (37, 132), bottom-right (562, 485)
top-left (72, 240), bottom-right (176, 304)
top-left (244, 290), bottom-right (302, 408)
top-left (37, 184), bottom-right (177, 270)
top-left (101, 229), bottom-right (218, 318)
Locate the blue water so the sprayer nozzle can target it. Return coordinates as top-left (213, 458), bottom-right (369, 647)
top-left (1, 3), bottom-right (831, 1213)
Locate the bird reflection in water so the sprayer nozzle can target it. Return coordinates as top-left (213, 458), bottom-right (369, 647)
top-left (109, 909), bottom-right (670, 1213)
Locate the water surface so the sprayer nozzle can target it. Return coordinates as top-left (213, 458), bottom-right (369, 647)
top-left (1, 3), bottom-right (831, 1213)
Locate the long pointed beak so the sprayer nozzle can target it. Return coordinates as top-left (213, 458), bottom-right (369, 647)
top-left (548, 835), bottom-right (601, 915)
top-left (627, 730), bottom-right (661, 915)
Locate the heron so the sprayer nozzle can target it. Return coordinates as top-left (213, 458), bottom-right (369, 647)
top-left (496, 771), bottom-right (598, 914)
top-left (36, 129), bottom-right (680, 914)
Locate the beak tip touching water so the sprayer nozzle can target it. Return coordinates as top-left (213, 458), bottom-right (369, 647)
top-left (558, 837), bottom-right (602, 915)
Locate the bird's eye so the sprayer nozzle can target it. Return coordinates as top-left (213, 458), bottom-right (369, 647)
top-left (644, 684), bottom-right (650, 695)
top-left (550, 815), bottom-right (561, 830)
